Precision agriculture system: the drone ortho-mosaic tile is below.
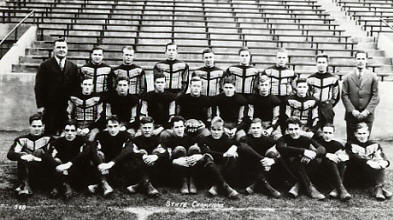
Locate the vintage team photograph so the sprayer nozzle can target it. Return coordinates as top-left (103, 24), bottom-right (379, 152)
top-left (0, 0), bottom-right (393, 219)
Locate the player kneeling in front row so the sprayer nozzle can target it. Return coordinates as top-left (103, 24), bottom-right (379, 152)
top-left (315, 124), bottom-right (351, 201)
top-left (168, 116), bottom-right (239, 199)
top-left (277, 117), bottom-right (326, 200)
top-left (7, 114), bottom-right (52, 198)
top-left (46, 119), bottom-right (92, 199)
top-left (88, 116), bottom-right (133, 197)
top-left (127, 116), bottom-right (170, 196)
top-left (346, 122), bottom-right (392, 201)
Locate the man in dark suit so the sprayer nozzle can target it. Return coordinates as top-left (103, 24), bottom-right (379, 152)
top-left (34, 38), bottom-right (80, 135)
top-left (342, 50), bottom-right (380, 142)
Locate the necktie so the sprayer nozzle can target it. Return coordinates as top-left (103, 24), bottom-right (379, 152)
top-left (59, 59), bottom-right (64, 71)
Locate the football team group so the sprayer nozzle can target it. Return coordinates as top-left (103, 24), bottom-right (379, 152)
top-left (7, 38), bottom-right (391, 202)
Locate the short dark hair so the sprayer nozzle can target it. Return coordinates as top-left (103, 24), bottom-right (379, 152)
top-left (53, 38), bottom-right (66, 45)
top-left (81, 75), bottom-right (93, 83)
top-left (140, 116), bottom-right (154, 125)
top-left (316, 53), bottom-right (329, 62)
top-left (286, 117), bottom-right (301, 127)
top-left (355, 122), bottom-right (369, 131)
top-left (190, 76), bottom-right (201, 84)
top-left (115, 76), bottom-right (130, 86)
top-left (91, 45), bottom-right (104, 54)
top-left (355, 50), bottom-right (368, 58)
top-left (296, 77), bottom-right (307, 85)
top-left (238, 46), bottom-right (250, 55)
top-left (64, 119), bottom-right (77, 129)
top-left (202, 48), bottom-right (214, 56)
top-left (170, 116), bottom-right (185, 127)
top-left (107, 115), bottom-right (120, 124)
top-left (165, 42), bottom-right (177, 51)
top-left (29, 113), bottom-right (43, 125)
top-left (250, 118), bottom-right (262, 125)
top-left (154, 72), bottom-right (166, 81)
top-left (221, 77), bottom-right (236, 86)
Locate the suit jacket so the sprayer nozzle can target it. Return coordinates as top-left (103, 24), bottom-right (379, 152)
top-left (34, 57), bottom-right (80, 108)
top-left (341, 68), bottom-right (379, 115)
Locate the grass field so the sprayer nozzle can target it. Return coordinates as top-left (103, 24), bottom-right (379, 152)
top-left (1, 131), bottom-right (393, 220)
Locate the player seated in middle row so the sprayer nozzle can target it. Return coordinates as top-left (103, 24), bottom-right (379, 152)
top-left (167, 116), bottom-right (239, 199)
top-left (66, 76), bottom-right (107, 141)
top-left (285, 78), bottom-right (319, 138)
top-left (140, 72), bottom-right (177, 136)
top-left (211, 77), bottom-right (248, 141)
top-left (248, 75), bottom-right (282, 140)
top-left (106, 76), bottom-right (139, 137)
top-left (174, 76), bottom-right (211, 137)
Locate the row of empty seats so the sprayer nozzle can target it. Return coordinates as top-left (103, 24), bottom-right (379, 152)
top-left (1, 0), bottom-right (393, 76)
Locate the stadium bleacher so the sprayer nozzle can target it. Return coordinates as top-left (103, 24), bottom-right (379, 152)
top-left (1, 0), bottom-right (392, 77)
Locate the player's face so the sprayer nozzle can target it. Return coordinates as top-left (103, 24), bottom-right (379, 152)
top-left (141, 123), bottom-right (154, 137)
top-left (355, 127), bottom-right (369, 143)
top-left (122, 49), bottom-right (134, 65)
top-left (29, 120), bottom-right (44, 136)
top-left (91, 49), bottom-right (104, 65)
top-left (355, 53), bottom-right (367, 70)
top-left (296, 82), bottom-right (308, 98)
top-left (211, 124), bottom-right (224, 139)
top-left (322, 126), bottom-right (334, 142)
top-left (239, 50), bottom-right (251, 65)
top-left (287, 123), bottom-right (301, 139)
top-left (173, 121), bottom-right (185, 137)
top-left (116, 80), bottom-right (129, 96)
top-left (190, 81), bottom-right (202, 96)
top-left (316, 57), bottom-right (328, 73)
top-left (250, 122), bottom-right (263, 138)
top-left (276, 52), bottom-right (288, 67)
top-left (107, 120), bottom-right (120, 136)
top-left (203, 52), bottom-right (215, 67)
top-left (53, 41), bottom-right (68, 59)
top-left (166, 44), bottom-right (178, 60)
top-left (258, 81), bottom-right (270, 96)
top-left (154, 77), bottom-right (166, 92)
top-left (64, 125), bottom-right (77, 141)
top-left (81, 79), bottom-right (94, 95)
top-left (223, 83), bottom-right (235, 97)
